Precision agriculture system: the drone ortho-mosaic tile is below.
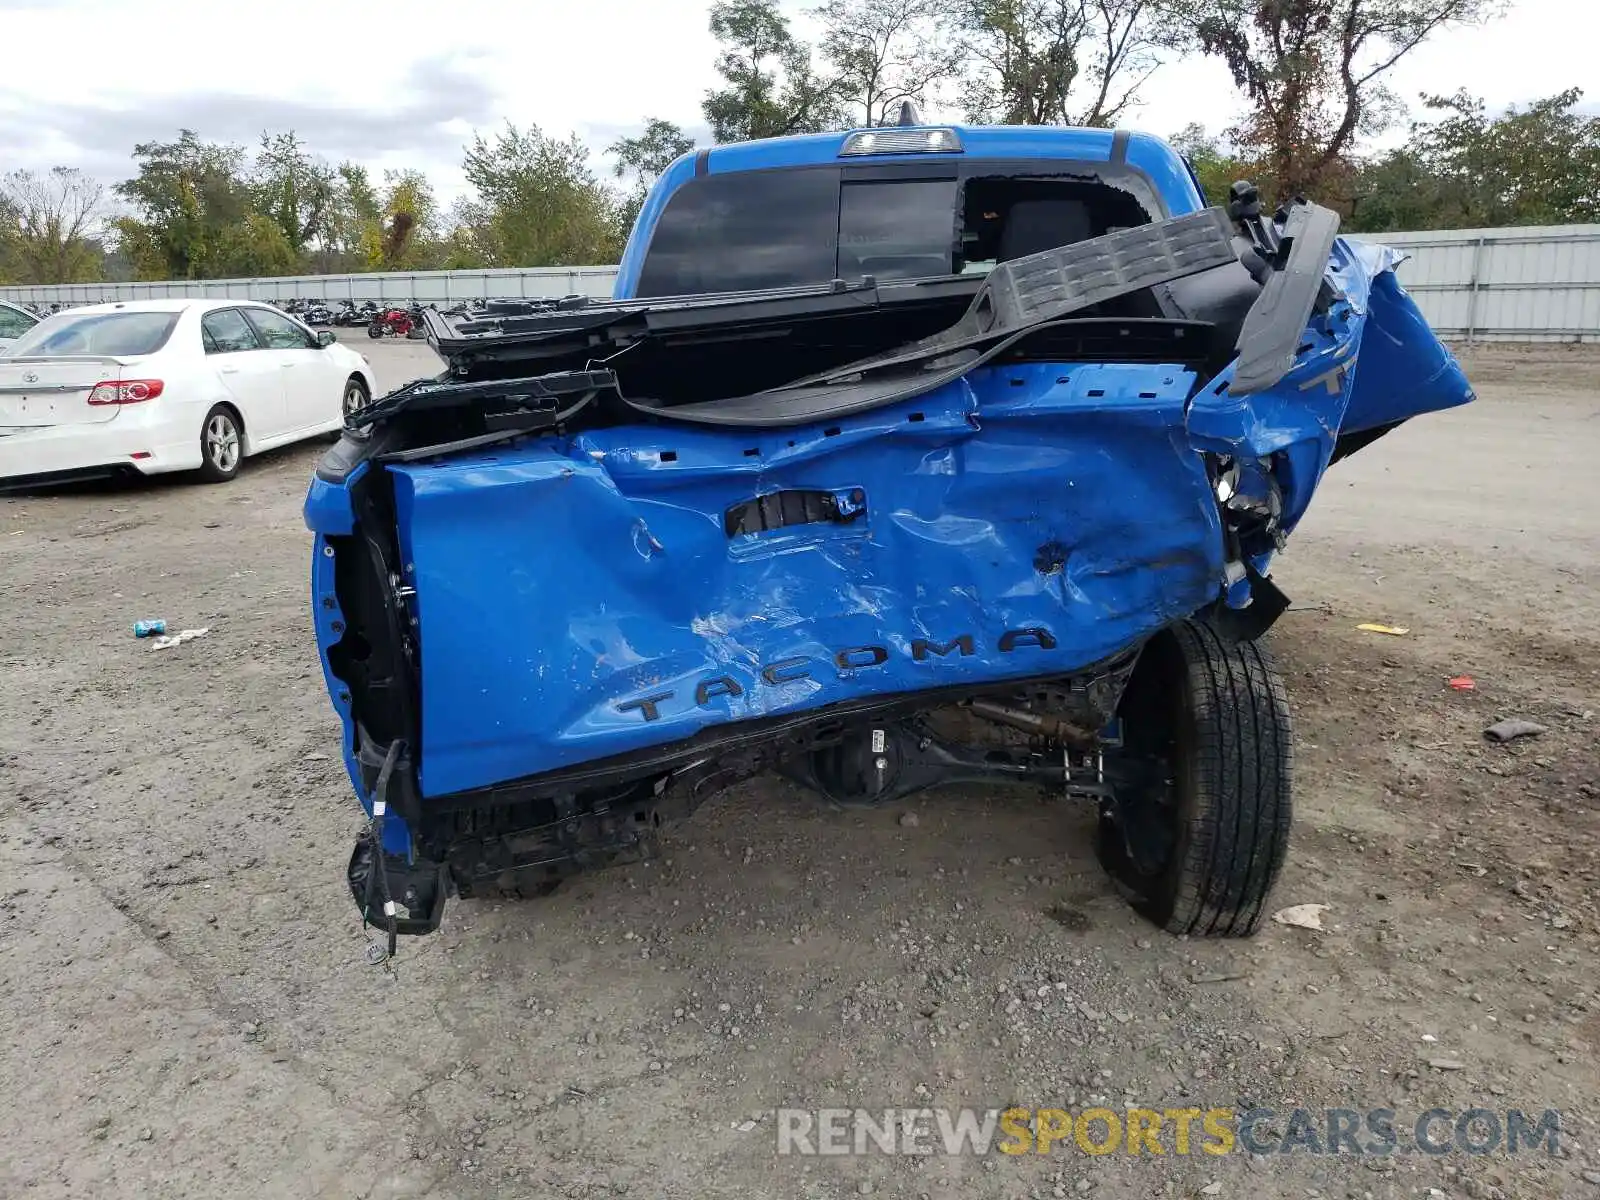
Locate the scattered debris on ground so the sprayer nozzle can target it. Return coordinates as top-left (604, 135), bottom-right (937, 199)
top-left (1484, 717), bottom-right (1549, 743)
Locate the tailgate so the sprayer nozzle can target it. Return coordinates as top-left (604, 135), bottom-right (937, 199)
top-left (0, 357), bottom-right (132, 427)
top-left (383, 364), bottom-right (1224, 798)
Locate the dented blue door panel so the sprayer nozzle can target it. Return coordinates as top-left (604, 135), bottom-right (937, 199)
top-left (388, 363), bottom-right (1225, 797)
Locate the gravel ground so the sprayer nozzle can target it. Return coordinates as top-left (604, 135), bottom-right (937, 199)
top-left (0, 339), bottom-right (1596, 1200)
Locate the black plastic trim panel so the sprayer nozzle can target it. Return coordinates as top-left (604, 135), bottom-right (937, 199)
top-left (1230, 203), bottom-right (1341, 394)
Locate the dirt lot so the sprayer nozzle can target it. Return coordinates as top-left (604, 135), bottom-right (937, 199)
top-left (1, 341), bottom-right (1596, 1200)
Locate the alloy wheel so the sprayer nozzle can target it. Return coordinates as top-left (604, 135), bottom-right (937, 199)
top-left (206, 412), bottom-right (240, 473)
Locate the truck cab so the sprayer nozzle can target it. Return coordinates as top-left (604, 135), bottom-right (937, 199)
top-left (614, 124), bottom-right (1206, 300)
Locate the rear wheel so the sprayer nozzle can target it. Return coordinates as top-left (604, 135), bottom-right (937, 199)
top-left (1097, 619), bottom-right (1292, 937)
top-left (197, 404), bottom-right (242, 483)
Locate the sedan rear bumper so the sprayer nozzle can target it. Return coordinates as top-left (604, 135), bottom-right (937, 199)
top-left (0, 411), bottom-right (200, 486)
top-left (0, 462), bottom-right (144, 493)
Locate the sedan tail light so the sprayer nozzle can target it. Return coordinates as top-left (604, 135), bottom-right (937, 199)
top-left (87, 379), bottom-right (165, 405)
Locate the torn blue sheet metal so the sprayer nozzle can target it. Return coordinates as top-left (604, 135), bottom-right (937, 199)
top-left (306, 233), bottom-right (1472, 810)
top-left (388, 363), bottom-right (1224, 797)
top-left (1189, 238), bottom-right (1473, 541)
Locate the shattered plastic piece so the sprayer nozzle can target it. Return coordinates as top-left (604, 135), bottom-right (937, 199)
top-left (1448, 676), bottom-right (1476, 691)
top-left (1356, 623), bottom-right (1408, 636)
top-left (1272, 903), bottom-right (1330, 931)
top-left (150, 627), bottom-right (210, 650)
top-left (1484, 718), bottom-right (1548, 743)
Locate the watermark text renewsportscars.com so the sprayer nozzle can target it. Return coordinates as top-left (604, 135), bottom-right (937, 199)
top-left (774, 1107), bottom-right (1563, 1157)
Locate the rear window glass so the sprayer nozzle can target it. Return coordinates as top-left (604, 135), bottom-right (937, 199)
top-left (636, 165), bottom-right (1157, 298)
top-left (637, 168), bottom-right (841, 297)
top-left (8, 311), bottom-right (180, 357)
top-left (838, 178), bottom-right (960, 281)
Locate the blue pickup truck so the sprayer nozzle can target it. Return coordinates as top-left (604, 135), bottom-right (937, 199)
top-left (305, 118), bottom-right (1472, 949)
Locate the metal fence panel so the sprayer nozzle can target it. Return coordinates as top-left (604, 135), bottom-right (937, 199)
top-left (4, 226), bottom-right (1597, 341)
top-left (0, 266), bottom-right (622, 308)
top-left (1374, 225), bottom-right (1600, 341)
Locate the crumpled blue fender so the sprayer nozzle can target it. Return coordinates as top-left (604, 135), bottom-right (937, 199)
top-left (1188, 237), bottom-right (1473, 543)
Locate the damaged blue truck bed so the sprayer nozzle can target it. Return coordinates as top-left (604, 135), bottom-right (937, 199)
top-left (304, 122), bottom-right (1472, 949)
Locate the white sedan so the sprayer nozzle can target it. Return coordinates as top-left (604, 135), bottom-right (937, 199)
top-left (0, 299), bottom-right (378, 488)
top-left (0, 299), bottom-right (40, 353)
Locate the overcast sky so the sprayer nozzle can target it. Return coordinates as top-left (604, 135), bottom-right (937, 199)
top-left (1, 0), bottom-right (1593, 204)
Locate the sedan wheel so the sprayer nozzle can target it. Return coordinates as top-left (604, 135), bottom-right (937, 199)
top-left (198, 405), bottom-right (242, 483)
top-left (343, 378), bottom-right (370, 419)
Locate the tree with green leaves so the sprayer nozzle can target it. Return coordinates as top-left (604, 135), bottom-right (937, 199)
top-left (815, 0), bottom-right (959, 128)
top-left (0, 193), bottom-right (18, 284)
top-left (703, 0), bottom-right (844, 141)
top-left (1350, 88), bottom-right (1600, 231)
top-left (455, 123), bottom-right (625, 267)
top-left (1184, 0), bottom-right (1497, 203)
top-left (252, 131), bottom-right (337, 258)
top-left (0, 167), bottom-right (106, 284)
top-left (1167, 122), bottom-right (1259, 204)
top-left (946, 0), bottom-right (1172, 127)
top-left (112, 131), bottom-right (295, 279)
top-left (316, 161), bottom-right (382, 270)
top-left (371, 169), bottom-right (439, 269)
top-left (609, 118), bottom-right (696, 234)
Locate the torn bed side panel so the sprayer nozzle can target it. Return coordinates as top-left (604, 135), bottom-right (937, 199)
top-left (1187, 235), bottom-right (1474, 543)
top-left (388, 363), bottom-right (1225, 798)
top-left (1337, 241), bottom-right (1475, 436)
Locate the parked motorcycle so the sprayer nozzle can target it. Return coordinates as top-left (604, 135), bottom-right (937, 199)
top-left (331, 300), bottom-right (377, 327)
top-left (367, 307), bottom-right (415, 338)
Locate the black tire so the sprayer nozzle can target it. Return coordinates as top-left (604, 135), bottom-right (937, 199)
top-left (1096, 619), bottom-right (1292, 937)
top-left (342, 375), bottom-right (370, 420)
top-left (197, 404), bottom-right (243, 483)
top-left (367, 320), bottom-right (385, 339)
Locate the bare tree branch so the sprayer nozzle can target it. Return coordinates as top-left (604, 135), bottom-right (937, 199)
top-left (1, 167), bottom-right (106, 284)
top-left (1185, 0), bottom-right (1499, 200)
